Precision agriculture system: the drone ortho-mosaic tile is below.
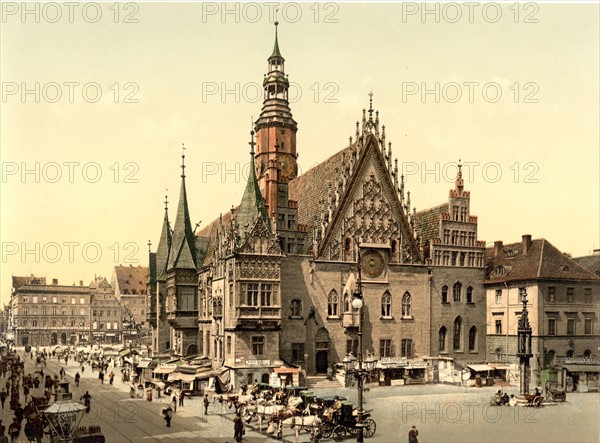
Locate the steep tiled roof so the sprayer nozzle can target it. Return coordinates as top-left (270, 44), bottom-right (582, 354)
top-left (288, 146), bottom-right (352, 246)
top-left (12, 275), bottom-right (46, 291)
top-left (113, 266), bottom-right (149, 295)
top-left (236, 150), bottom-right (270, 239)
top-left (196, 210), bottom-right (234, 267)
top-left (573, 254), bottom-right (600, 277)
top-left (414, 203), bottom-right (448, 245)
top-left (486, 238), bottom-right (600, 284)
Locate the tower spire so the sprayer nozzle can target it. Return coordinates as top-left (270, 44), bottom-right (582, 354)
top-left (455, 158), bottom-right (464, 193)
top-left (237, 131), bottom-right (270, 239)
top-left (167, 149), bottom-right (197, 271)
top-left (271, 19), bottom-right (282, 58)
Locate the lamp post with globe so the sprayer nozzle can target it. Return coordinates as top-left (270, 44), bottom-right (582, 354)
top-left (343, 241), bottom-right (377, 442)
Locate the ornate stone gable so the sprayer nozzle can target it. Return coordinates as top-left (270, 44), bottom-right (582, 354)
top-left (237, 216), bottom-right (282, 256)
top-left (317, 134), bottom-right (420, 262)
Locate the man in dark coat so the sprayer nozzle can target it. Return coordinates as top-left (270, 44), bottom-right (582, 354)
top-left (408, 425), bottom-right (419, 443)
top-left (234, 413), bottom-right (244, 442)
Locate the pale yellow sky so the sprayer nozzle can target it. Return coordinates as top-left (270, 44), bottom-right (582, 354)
top-left (1, 2), bottom-right (599, 304)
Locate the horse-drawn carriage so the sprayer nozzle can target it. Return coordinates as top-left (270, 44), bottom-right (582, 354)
top-left (545, 381), bottom-right (566, 402)
top-left (321, 401), bottom-right (376, 440)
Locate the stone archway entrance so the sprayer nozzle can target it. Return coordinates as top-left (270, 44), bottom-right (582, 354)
top-left (51, 333), bottom-right (58, 345)
top-left (60, 333), bottom-right (67, 345)
top-left (186, 344), bottom-right (198, 356)
top-left (315, 327), bottom-right (330, 374)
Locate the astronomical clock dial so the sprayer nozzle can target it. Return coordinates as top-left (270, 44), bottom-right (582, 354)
top-left (361, 250), bottom-right (385, 279)
top-left (279, 156), bottom-right (294, 180)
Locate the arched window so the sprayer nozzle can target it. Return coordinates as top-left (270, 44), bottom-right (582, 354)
top-left (453, 316), bottom-right (462, 350)
top-left (402, 292), bottom-right (412, 317)
top-left (345, 238), bottom-right (352, 251)
top-left (441, 285), bottom-right (448, 303)
top-left (327, 291), bottom-right (339, 317)
top-left (290, 299), bottom-right (302, 318)
top-left (453, 282), bottom-right (462, 302)
top-left (343, 292), bottom-right (351, 313)
top-left (381, 292), bottom-right (392, 317)
top-left (466, 286), bottom-right (473, 303)
top-left (584, 349), bottom-right (591, 358)
top-left (469, 326), bottom-right (477, 351)
top-left (438, 326), bottom-right (447, 352)
top-left (566, 349), bottom-right (574, 358)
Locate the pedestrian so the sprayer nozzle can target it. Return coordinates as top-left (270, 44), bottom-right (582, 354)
top-left (171, 395), bottom-right (177, 413)
top-left (162, 406), bottom-right (173, 428)
top-left (0, 389), bottom-right (6, 409)
top-left (109, 372), bottom-right (114, 386)
top-left (81, 391), bottom-right (92, 414)
top-left (178, 392), bottom-right (184, 407)
top-left (233, 413), bottom-right (244, 442)
top-left (203, 394), bottom-right (210, 415)
top-left (99, 370), bottom-right (104, 384)
top-left (75, 372), bottom-right (80, 387)
top-left (8, 418), bottom-right (19, 443)
top-left (408, 425), bottom-right (419, 443)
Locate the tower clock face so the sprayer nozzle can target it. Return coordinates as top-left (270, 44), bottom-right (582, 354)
top-left (361, 250), bottom-right (385, 279)
top-left (279, 156), bottom-right (294, 180)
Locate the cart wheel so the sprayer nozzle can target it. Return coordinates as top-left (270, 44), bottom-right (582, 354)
top-left (363, 418), bottom-right (376, 438)
top-left (321, 422), bottom-right (334, 438)
top-left (333, 425), bottom-right (346, 441)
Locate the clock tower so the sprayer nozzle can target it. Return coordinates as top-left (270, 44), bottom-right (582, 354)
top-left (253, 22), bottom-right (305, 254)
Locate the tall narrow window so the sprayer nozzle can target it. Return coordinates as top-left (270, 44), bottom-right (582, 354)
top-left (442, 285), bottom-right (448, 303)
top-left (252, 336), bottom-right (265, 356)
top-left (495, 320), bottom-right (502, 334)
top-left (469, 326), bottom-right (477, 351)
top-left (585, 318), bottom-right (592, 335)
top-left (438, 327), bottom-right (447, 352)
top-left (402, 292), bottom-right (412, 317)
top-left (453, 282), bottom-right (462, 302)
top-left (260, 284), bottom-right (272, 306)
top-left (453, 317), bottom-right (462, 350)
top-left (567, 318), bottom-right (575, 335)
top-left (247, 283), bottom-right (259, 306)
top-left (548, 318), bottom-right (556, 336)
top-left (401, 339), bottom-right (413, 358)
top-left (548, 287), bottom-right (556, 303)
top-left (466, 287), bottom-right (474, 303)
top-left (567, 287), bottom-right (575, 303)
top-left (381, 292), bottom-right (392, 317)
top-left (327, 290), bottom-right (339, 317)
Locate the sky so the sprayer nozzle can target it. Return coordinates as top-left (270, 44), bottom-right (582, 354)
top-left (1, 2), bottom-right (599, 305)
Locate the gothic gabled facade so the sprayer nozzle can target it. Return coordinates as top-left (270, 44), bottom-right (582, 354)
top-left (147, 24), bottom-right (491, 380)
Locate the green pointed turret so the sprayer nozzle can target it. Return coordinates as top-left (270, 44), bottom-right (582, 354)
top-left (270, 21), bottom-right (283, 59)
top-left (167, 154), bottom-right (197, 271)
top-left (156, 195), bottom-right (173, 280)
top-left (237, 131), bottom-right (270, 238)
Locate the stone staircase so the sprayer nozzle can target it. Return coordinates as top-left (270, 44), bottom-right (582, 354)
top-left (306, 375), bottom-right (343, 390)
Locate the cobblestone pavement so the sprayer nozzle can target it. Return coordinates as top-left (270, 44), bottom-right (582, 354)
top-left (12, 349), bottom-right (599, 442)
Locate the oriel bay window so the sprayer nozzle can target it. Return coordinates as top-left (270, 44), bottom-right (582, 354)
top-left (245, 283), bottom-right (275, 307)
top-left (177, 286), bottom-right (197, 312)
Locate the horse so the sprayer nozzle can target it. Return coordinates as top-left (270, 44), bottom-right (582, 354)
top-left (243, 403), bottom-right (285, 432)
top-left (276, 415), bottom-right (322, 443)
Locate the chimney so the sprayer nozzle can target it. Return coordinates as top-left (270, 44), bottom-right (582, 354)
top-left (494, 241), bottom-right (503, 255)
top-left (593, 249), bottom-right (600, 256)
top-left (52, 278), bottom-right (58, 285)
top-left (522, 235), bottom-right (532, 255)
top-left (80, 280), bottom-right (84, 286)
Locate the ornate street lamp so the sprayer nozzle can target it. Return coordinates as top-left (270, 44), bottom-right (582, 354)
top-left (342, 239), bottom-right (367, 442)
top-left (516, 288), bottom-right (533, 395)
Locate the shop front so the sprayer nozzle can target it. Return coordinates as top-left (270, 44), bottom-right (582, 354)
top-left (226, 359), bottom-right (285, 390)
top-left (376, 358), bottom-right (431, 386)
top-left (563, 360), bottom-right (600, 392)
